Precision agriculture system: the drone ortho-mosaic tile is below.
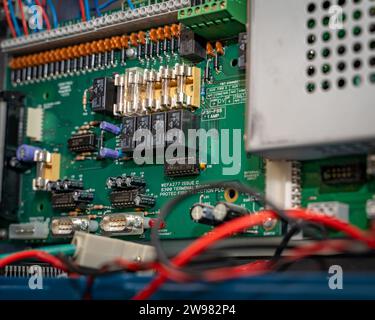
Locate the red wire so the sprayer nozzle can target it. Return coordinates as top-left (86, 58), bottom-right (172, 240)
top-left (133, 208), bottom-right (375, 299)
top-left (3, 0), bottom-right (17, 38)
top-left (17, 0), bottom-right (29, 36)
top-left (133, 211), bottom-right (277, 299)
top-left (0, 250), bottom-right (68, 272)
top-left (79, 0), bottom-right (86, 22)
top-left (34, 0), bottom-right (51, 30)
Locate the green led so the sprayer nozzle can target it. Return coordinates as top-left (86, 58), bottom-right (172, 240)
top-left (306, 82), bottom-right (316, 93)
top-left (337, 29), bottom-right (346, 39)
top-left (307, 18), bottom-right (316, 29)
top-left (322, 31), bottom-right (331, 42)
top-left (352, 75), bottom-right (362, 87)
top-left (353, 10), bottom-right (362, 20)
top-left (353, 26), bottom-right (362, 36)
top-left (322, 64), bottom-right (331, 74)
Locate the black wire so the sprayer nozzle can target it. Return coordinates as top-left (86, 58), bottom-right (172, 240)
top-left (273, 221), bottom-right (329, 259)
top-left (150, 181), bottom-right (296, 280)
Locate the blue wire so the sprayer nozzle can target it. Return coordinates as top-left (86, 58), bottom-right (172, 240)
top-left (46, 0), bottom-right (58, 28)
top-left (98, 0), bottom-right (133, 11)
top-left (127, 0), bottom-right (135, 10)
top-left (84, 0), bottom-right (91, 21)
top-left (94, 0), bottom-right (101, 16)
top-left (8, 0), bottom-right (22, 36)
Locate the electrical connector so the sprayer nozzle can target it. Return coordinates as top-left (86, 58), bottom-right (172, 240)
top-left (72, 231), bottom-right (156, 269)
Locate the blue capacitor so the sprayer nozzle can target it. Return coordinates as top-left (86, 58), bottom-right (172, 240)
top-left (16, 144), bottom-right (41, 162)
top-left (100, 148), bottom-right (120, 159)
top-left (100, 121), bottom-right (121, 135)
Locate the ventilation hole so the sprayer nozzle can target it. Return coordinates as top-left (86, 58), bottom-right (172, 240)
top-left (353, 9), bottom-right (362, 20)
top-left (353, 42), bottom-right (362, 52)
top-left (352, 75), bottom-right (362, 87)
top-left (342, 12), bottom-right (347, 22)
top-left (307, 3), bottom-right (316, 13)
top-left (321, 80), bottom-right (331, 91)
top-left (337, 29), bottom-right (346, 39)
top-left (322, 63), bottom-right (331, 74)
top-left (370, 56), bottom-right (375, 66)
top-left (370, 73), bottom-right (375, 84)
top-left (337, 61), bottom-right (347, 71)
top-left (353, 59), bottom-right (362, 69)
top-left (337, 78), bottom-right (346, 88)
top-left (322, 31), bottom-right (331, 42)
top-left (353, 26), bottom-right (362, 36)
top-left (370, 7), bottom-right (375, 17)
top-left (337, 0), bottom-right (346, 5)
top-left (307, 34), bottom-right (316, 44)
top-left (370, 23), bottom-right (375, 33)
top-left (322, 16), bottom-right (330, 26)
top-left (306, 82), bottom-right (316, 93)
top-left (322, 1), bottom-right (331, 9)
top-left (322, 47), bottom-right (331, 58)
top-left (337, 45), bottom-right (346, 55)
top-left (353, 0), bottom-right (361, 4)
top-left (307, 18), bottom-right (316, 29)
top-left (370, 40), bottom-right (375, 50)
top-left (307, 50), bottom-right (316, 60)
top-left (307, 66), bottom-right (316, 76)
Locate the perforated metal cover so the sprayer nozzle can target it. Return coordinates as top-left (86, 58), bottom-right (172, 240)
top-left (246, 0), bottom-right (375, 159)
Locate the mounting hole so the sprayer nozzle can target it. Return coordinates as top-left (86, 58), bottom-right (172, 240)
top-left (224, 188), bottom-right (239, 203)
top-left (38, 203), bottom-right (44, 212)
top-left (231, 59), bottom-right (238, 67)
top-left (43, 92), bottom-right (50, 100)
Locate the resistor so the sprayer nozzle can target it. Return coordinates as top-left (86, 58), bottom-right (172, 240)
top-left (75, 155), bottom-right (86, 161)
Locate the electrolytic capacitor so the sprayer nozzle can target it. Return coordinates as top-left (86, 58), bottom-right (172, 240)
top-left (16, 144), bottom-right (41, 162)
top-left (99, 148), bottom-right (120, 159)
top-left (212, 202), bottom-right (248, 223)
top-left (134, 194), bottom-right (156, 208)
top-left (190, 203), bottom-right (218, 226)
top-left (100, 121), bottom-right (121, 135)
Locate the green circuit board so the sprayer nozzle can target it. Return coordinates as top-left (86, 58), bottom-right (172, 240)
top-left (6, 42), bottom-right (284, 244)
top-left (2, 1), bottom-right (373, 245)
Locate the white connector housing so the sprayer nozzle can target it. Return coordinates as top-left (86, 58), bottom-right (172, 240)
top-left (26, 107), bottom-right (44, 141)
top-left (9, 218), bottom-right (49, 240)
top-left (307, 201), bottom-right (349, 222)
top-left (265, 160), bottom-right (301, 209)
top-left (72, 232), bottom-right (156, 269)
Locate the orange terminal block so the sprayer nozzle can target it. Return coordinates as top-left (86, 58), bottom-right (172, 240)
top-left (164, 25), bottom-right (172, 40)
top-left (157, 27), bottom-right (165, 41)
top-left (103, 38), bottom-right (112, 52)
top-left (130, 33), bottom-right (139, 46)
top-left (171, 24), bottom-right (181, 38)
top-left (149, 29), bottom-right (158, 43)
top-left (120, 35), bottom-right (129, 48)
top-left (111, 36), bottom-right (122, 50)
top-left (138, 31), bottom-right (146, 45)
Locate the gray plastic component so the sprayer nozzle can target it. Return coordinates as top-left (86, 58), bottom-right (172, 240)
top-left (245, 0), bottom-right (375, 160)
